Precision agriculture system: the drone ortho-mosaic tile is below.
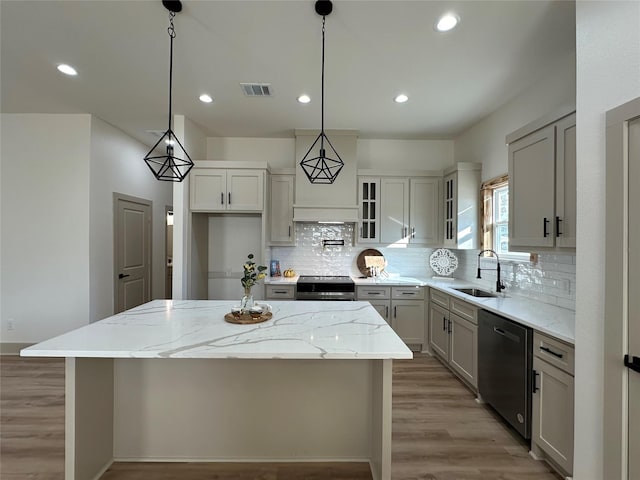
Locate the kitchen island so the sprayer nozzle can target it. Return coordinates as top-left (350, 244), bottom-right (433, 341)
top-left (21, 300), bottom-right (412, 480)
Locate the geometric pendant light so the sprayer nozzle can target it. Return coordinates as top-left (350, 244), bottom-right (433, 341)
top-left (144, 0), bottom-right (194, 182)
top-left (299, 0), bottom-right (344, 184)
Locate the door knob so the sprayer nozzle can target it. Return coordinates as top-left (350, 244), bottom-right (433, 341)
top-left (118, 273), bottom-right (130, 279)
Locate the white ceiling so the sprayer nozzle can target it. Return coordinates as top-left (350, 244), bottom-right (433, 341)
top-left (1, 0), bottom-right (576, 147)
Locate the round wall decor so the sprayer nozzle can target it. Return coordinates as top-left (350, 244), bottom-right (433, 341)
top-left (429, 248), bottom-right (459, 277)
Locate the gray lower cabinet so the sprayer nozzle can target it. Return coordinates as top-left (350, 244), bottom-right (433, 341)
top-left (357, 285), bottom-right (425, 349)
top-left (428, 288), bottom-right (478, 390)
top-left (265, 284), bottom-right (295, 300)
top-left (531, 332), bottom-right (574, 477)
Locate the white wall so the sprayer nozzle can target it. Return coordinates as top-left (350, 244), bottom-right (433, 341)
top-left (172, 115), bottom-right (208, 300)
top-left (205, 136), bottom-right (454, 172)
top-left (207, 137), bottom-right (295, 168)
top-left (1, 114), bottom-right (91, 343)
top-left (89, 116), bottom-right (173, 323)
top-left (357, 139), bottom-right (454, 170)
top-left (455, 51), bottom-right (576, 181)
top-left (575, 2), bottom-right (640, 477)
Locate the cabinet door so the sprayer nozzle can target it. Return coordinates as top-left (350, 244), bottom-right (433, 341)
top-left (555, 114), bottom-right (576, 248)
top-left (368, 300), bottom-right (391, 324)
top-left (449, 313), bottom-right (478, 388)
top-left (227, 169), bottom-right (264, 211)
top-left (391, 300), bottom-right (425, 346)
top-left (532, 357), bottom-right (574, 475)
top-left (190, 169), bottom-right (227, 212)
top-left (443, 173), bottom-right (457, 247)
top-left (380, 178), bottom-right (409, 244)
top-left (358, 177), bottom-right (381, 243)
top-left (410, 177), bottom-right (441, 245)
top-left (429, 302), bottom-right (449, 359)
top-left (270, 175), bottom-right (294, 243)
top-left (509, 125), bottom-right (555, 248)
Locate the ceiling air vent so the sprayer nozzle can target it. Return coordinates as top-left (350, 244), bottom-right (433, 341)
top-left (240, 83), bottom-right (272, 97)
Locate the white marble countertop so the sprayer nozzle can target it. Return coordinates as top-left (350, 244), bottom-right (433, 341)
top-left (265, 274), bottom-right (574, 344)
top-left (354, 275), bottom-right (575, 345)
top-left (21, 300), bottom-right (413, 360)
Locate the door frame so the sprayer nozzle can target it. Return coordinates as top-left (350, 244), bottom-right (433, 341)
top-left (604, 96), bottom-right (640, 480)
top-left (113, 193), bottom-right (153, 313)
top-left (165, 205), bottom-right (173, 299)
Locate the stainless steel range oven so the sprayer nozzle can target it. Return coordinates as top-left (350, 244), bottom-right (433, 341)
top-left (295, 275), bottom-right (355, 301)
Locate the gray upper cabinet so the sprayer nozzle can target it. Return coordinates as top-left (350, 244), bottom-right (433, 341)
top-left (190, 167), bottom-right (265, 212)
top-left (359, 175), bottom-right (440, 246)
top-left (269, 174), bottom-right (295, 245)
top-left (443, 163), bottom-right (481, 249)
top-left (508, 111), bottom-right (576, 251)
top-left (358, 177), bottom-right (381, 243)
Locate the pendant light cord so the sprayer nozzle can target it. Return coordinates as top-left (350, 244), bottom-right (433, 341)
top-left (320, 15), bottom-right (326, 150)
top-left (167, 11), bottom-right (176, 133)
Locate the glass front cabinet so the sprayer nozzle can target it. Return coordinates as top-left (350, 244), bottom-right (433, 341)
top-left (358, 177), bottom-right (381, 243)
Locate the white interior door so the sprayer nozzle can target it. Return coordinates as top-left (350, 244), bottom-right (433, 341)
top-left (114, 195), bottom-right (152, 313)
top-left (604, 97), bottom-right (640, 480)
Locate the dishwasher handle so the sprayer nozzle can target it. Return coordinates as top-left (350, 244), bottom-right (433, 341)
top-left (493, 326), bottom-right (521, 343)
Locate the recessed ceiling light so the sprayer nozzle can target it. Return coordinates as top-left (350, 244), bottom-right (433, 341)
top-left (394, 94), bottom-right (409, 103)
top-left (435, 13), bottom-right (460, 32)
top-left (57, 64), bottom-right (77, 76)
top-left (298, 94), bottom-right (311, 104)
top-left (199, 94), bottom-right (213, 103)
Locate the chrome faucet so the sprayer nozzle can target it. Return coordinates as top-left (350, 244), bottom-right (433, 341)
top-left (477, 249), bottom-right (506, 293)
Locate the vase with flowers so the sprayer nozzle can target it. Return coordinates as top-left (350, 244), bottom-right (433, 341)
top-left (240, 253), bottom-right (267, 311)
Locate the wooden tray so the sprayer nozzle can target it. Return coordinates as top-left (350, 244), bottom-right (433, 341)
top-left (224, 311), bottom-right (272, 325)
top-left (356, 248), bottom-right (386, 276)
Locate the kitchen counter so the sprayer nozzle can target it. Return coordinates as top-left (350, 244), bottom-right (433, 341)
top-left (22, 300), bottom-right (409, 480)
top-left (22, 299), bottom-right (411, 359)
top-left (353, 275), bottom-right (575, 345)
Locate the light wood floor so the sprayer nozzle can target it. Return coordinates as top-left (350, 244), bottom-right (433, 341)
top-left (0, 354), bottom-right (561, 480)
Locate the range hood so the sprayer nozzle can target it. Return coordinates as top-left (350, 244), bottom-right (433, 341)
top-left (292, 205), bottom-right (359, 223)
top-left (293, 129), bottom-right (358, 223)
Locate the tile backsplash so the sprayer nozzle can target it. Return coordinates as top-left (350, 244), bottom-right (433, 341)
top-left (269, 223), bottom-right (575, 310)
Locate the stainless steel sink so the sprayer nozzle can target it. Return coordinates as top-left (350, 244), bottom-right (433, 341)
top-left (453, 287), bottom-right (497, 298)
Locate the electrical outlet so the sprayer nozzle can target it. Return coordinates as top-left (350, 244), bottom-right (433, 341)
top-left (7, 319), bottom-right (15, 331)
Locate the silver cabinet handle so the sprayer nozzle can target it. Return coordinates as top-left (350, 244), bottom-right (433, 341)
top-left (220, 192), bottom-right (224, 205)
top-left (288, 225), bottom-right (291, 237)
top-left (412, 226), bottom-right (415, 238)
top-left (385, 306), bottom-right (389, 318)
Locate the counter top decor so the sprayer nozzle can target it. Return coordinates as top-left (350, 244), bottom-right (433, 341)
top-left (240, 253), bottom-right (267, 311)
top-left (429, 248), bottom-right (459, 277)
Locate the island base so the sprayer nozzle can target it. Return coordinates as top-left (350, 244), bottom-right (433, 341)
top-left (65, 358), bottom-right (393, 480)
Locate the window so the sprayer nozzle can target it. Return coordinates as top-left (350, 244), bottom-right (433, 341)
top-left (481, 176), bottom-right (528, 260)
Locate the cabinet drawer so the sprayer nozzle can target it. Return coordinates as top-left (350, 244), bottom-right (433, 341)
top-left (357, 286), bottom-right (391, 300)
top-left (392, 286), bottom-right (424, 300)
top-left (450, 297), bottom-right (478, 325)
top-left (265, 284), bottom-right (295, 300)
top-left (429, 288), bottom-right (450, 309)
top-left (533, 332), bottom-right (575, 375)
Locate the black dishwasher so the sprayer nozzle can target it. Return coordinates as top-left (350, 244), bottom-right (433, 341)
top-left (478, 309), bottom-right (533, 440)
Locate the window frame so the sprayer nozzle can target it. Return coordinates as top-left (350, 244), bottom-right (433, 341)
top-left (480, 175), bottom-right (529, 261)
